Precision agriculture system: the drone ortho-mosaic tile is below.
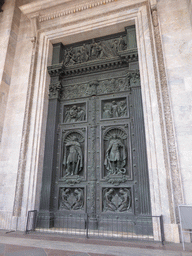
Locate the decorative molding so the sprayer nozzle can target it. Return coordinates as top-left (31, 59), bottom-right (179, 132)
top-left (151, 6), bottom-right (184, 222)
top-left (39, 0), bottom-right (119, 23)
top-left (47, 63), bottom-right (65, 77)
top-left (61, 72), bottom-right (140, 100)
top-left (105, 174), bottom-right (128, 186)
top-left (60, 176), bottom-right (83, 186)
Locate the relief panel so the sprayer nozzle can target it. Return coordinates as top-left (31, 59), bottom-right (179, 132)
top-left (59, 187), bottom-right (85, 211)
top-left (102, 187), bottom-right (133, 213)
top-left (63, 36), bottom-right (127, 67)
top-left (100, 125), bottom-right (132, 185)
top-left (101, 97), bottom-right (128, 120)
top-left (63, 102), bottom-right (87, 123)
top-left (59, 129), bottom-right (87, 185)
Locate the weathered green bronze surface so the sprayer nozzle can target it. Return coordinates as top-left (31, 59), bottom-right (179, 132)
top-left (40, 26), bottom-right (151, 227)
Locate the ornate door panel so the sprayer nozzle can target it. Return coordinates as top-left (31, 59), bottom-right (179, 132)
top-left (40, 27), bottom-right (151, 224)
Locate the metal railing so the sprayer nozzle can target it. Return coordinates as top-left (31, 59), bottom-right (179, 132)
top-left (26, 211), bottom-right (164, 244)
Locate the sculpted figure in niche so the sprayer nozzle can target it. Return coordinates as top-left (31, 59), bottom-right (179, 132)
top-left (103, 188), bottom-right (117, 212)
top-left (118, 188), bottom-right (131, 212)
top-left (104, 134), bottom-right (126, 175)
top-left (63, 136), bottom-right (83, 176)
top-left (60, 188), bottom-right (71, 210)
top-left (71, 188), bottom-right (84, 210)
top-left (64, 105), bottom-right (85, 123)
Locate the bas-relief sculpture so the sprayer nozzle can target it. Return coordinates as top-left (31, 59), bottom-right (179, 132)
top-left (102, 99), bottom-right (127, 119)
top-left (61, 72), bottom-right (140, 101)
top-left (103, 188), bottom-right (131, 212)
top-left (59, 188), bottom-right (84, 211)
top-left (63, 133), bottom-right (84, 177)
top-left (64, 104), bottom-right (86, 123)
top-left (64, 36), bottom-right (127, 66)
top-left (45, 29), bottom-right (150, 220)
top-left (104, 134), bottom-right (126, 175)
top-left (104, 128), bottom-right (127, 176)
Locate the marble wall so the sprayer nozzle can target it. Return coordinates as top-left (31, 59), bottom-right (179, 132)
top-left (158, 0), bottom-right (192, 205)
top-left (0, 0), bottom-right (191, 243)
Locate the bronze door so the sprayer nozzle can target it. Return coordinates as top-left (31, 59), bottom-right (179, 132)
top-left (40, 28), bottom-right (151, 225)
top-left (56, 68), bottom-right (150, 218)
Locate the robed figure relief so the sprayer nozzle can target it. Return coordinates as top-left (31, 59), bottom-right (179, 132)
top-left (63, 133), bottom-right (84, 176)
top-left (64, 104), bottom-right (86, 123)
top-left (102, 99), bottom-right (127, 119)
top-left (104, 129), bottom-right (127, 176)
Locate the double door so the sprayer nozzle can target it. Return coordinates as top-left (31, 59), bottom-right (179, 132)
top-left (54, 68), bottom-right (151, 217)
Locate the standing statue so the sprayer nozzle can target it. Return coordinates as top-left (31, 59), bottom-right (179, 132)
top-left (71, 188), bottom-right (84, 210)
top-left (118, 188), bottom-right (131, 212)
top-left (60, 188), bottom-right (71, 210)
top-left (103, 188), bottom-right (117, 212)
top-left (104, 134), bottom-right (126, 175)
top-left (63, 136), bottom-right (83, 176)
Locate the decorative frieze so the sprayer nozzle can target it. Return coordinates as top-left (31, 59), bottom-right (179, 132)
top-left (61, 72), bottom-right (140, 100)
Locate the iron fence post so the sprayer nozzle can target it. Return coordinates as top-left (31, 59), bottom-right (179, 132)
top-left (160, 215), bottom-right (165, 245)
top-left (86, 214), bottom-right (89, 238)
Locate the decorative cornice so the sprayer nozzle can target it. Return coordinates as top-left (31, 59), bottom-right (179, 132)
top-left (47, 63), bottom-right (65, 77)
top-left (38, 0), bottom-right (118, 23)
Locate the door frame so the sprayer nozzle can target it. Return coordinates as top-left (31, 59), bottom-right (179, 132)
top-left (17, 0), bottom-right (181, 242)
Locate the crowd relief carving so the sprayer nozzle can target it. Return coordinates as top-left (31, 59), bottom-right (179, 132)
top-left (62, 132), bottom-right (84, 177)
top-left (59, 188), bottom-right (84, 211)
top-left (102, 98), bottom-right (127, 119)
top-left (61, 72), bottom-right (140, 100)
top-left (64, 104), bottom-right (86, 123)
top-left (103, 188), bottom-right (131, 212)
top-left (64, 36), bottom-right (127, 66)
